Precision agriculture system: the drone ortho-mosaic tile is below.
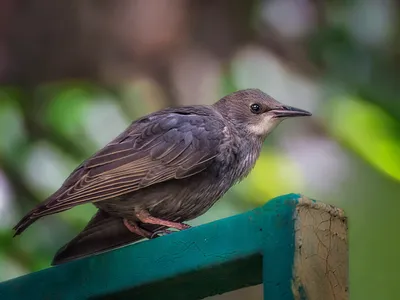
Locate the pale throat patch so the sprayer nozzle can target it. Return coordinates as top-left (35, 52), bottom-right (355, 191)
top-left (247, 114), bottom-right (283, 136)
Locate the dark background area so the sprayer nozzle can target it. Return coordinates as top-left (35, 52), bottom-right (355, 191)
top-left (0, 1), bottom-right (399, 299)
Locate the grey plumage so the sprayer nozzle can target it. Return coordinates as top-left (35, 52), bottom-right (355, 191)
top-left (13, 88), bottom-right (311, 265)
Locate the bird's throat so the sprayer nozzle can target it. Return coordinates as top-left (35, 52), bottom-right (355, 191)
top-left (247, 115), bottom-right (283, 137)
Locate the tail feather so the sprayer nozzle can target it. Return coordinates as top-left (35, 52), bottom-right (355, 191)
top-left (13, 208), bottom-right (42, 237)
top-left (13, 204), bottom-right (70, 237)
top-left (52, 210), bottom-right (162, 265)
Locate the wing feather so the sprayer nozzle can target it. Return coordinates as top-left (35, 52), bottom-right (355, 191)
top-left (31, 111), bottom-right (226, 216)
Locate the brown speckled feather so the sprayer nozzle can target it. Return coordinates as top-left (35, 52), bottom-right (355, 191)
top-left (14, 107), bottom-right (226, 235)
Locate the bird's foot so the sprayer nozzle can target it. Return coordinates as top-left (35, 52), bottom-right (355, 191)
top-left (135, 211), bottom-right (191, 231)
top-left (123, 219), bottom-right (154, 239)
top-left (150, 229), bottom-right (174, 239)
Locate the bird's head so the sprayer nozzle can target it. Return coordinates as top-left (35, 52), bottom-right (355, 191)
top-left (213, 89), bottom-right (312, 139)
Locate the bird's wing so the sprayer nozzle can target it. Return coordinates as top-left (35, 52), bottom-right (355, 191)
top-left (32, 110), bottom-right (227, 216)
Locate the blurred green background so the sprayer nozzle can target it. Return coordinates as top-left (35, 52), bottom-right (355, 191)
top-left (0, 1), bottom-right (399, 299)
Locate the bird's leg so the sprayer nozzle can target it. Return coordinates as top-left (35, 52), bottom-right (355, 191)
top-left (123, 219), bottom-right (154, 239)
top-left (135, 211), bottom-right (191, 231)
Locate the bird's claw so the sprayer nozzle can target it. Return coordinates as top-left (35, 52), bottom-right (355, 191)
top-left (150, 229), bottom-right (174, 239)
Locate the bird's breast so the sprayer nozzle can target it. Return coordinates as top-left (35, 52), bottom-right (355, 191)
top-left (217, 135), bottom-right (262, 184)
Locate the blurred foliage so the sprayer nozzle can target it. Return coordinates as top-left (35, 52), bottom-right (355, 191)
top-left (327, 95), bottom-right (400, 181)
top-left (0, 1), bottom-right (400, 300)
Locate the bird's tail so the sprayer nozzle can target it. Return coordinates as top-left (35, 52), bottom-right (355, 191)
top-left (52, 210), bottom-right (161, 265)
top-left (13, 205), bottom-right (46, 237)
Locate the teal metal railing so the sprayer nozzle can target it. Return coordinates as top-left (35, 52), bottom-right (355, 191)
top-left (0, 194), bottom-right (348, 300)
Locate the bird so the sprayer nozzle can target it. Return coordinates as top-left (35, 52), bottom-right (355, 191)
top-left (13, 88), bottom-right (311, 265)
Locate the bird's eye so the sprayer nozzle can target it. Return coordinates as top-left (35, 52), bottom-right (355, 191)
top-left (250, 103), bottom-right (262, 114)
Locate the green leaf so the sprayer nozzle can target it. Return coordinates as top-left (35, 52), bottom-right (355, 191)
top-left (326, 95), bottom-right (400, 181)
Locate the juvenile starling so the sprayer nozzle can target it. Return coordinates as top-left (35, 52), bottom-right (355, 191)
top-left (13, 89), bottom-right (311, 264)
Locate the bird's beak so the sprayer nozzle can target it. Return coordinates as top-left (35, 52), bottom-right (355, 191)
top-left (271, 105), bottom-right (312, 118)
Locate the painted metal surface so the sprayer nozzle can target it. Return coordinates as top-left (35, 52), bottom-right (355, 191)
top-left (0, 193), bottom-right (347, 300)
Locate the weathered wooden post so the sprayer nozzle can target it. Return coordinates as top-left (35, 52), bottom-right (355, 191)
top-left (289, 197), bottom-right (348, 299)
top-left (0, 194), bottom-right (348, 300)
